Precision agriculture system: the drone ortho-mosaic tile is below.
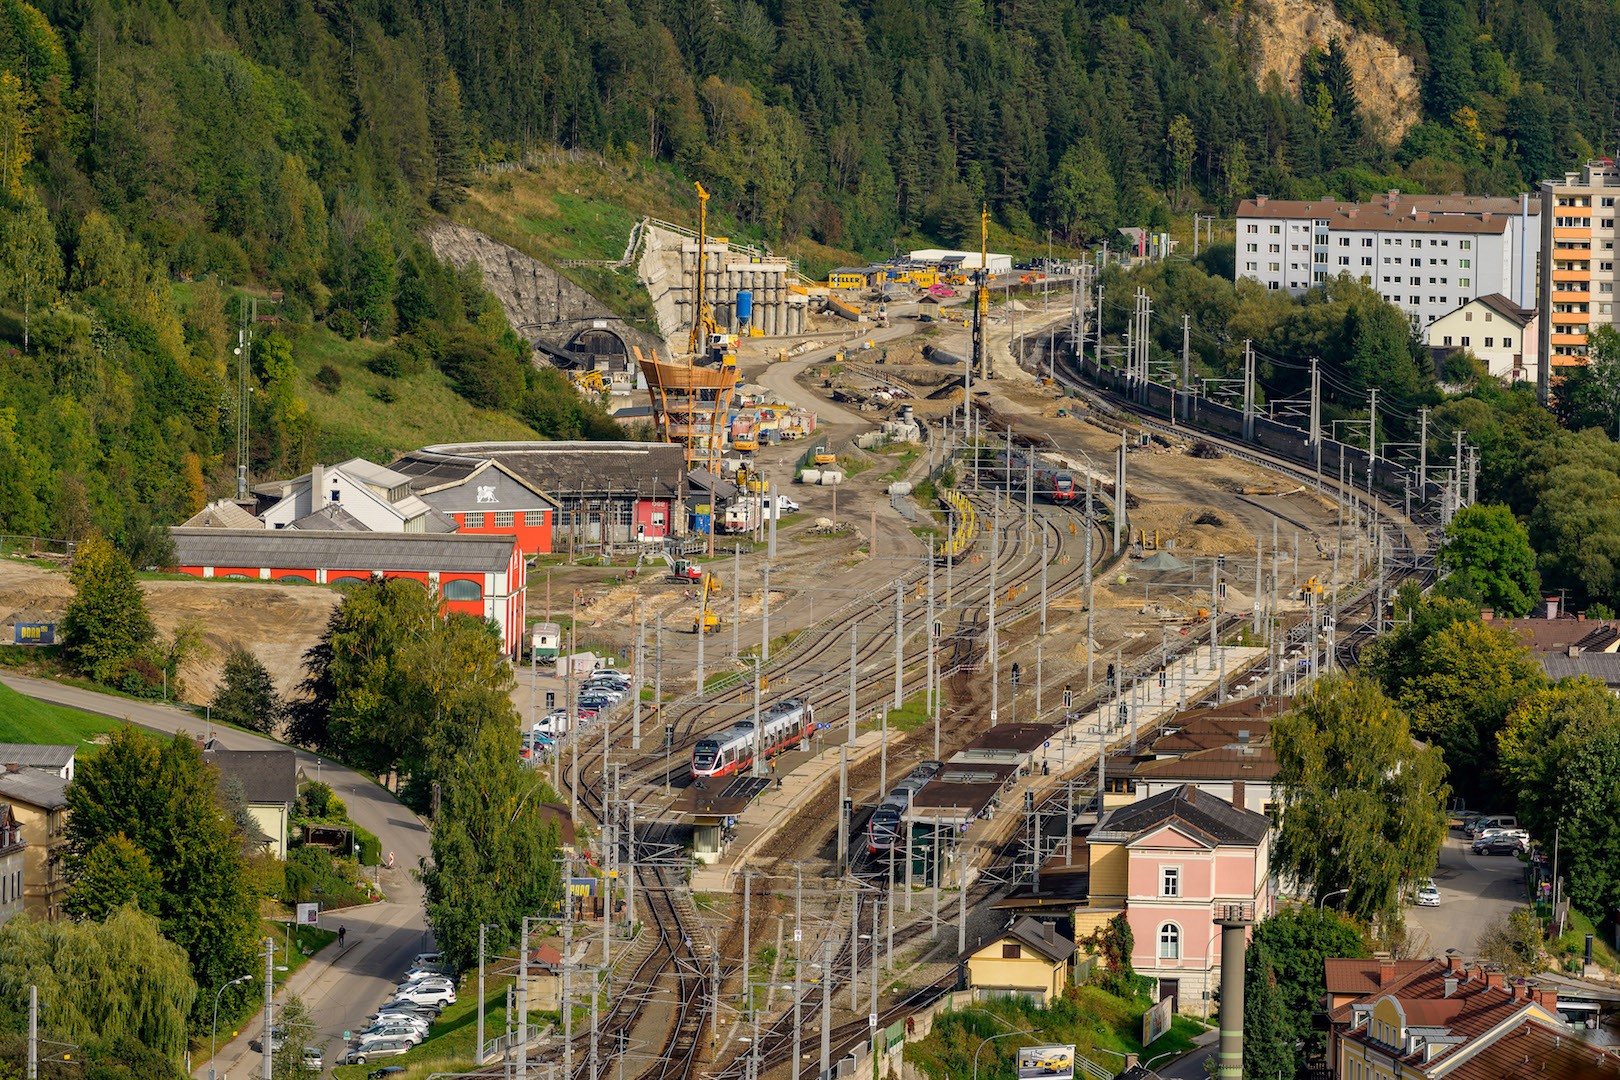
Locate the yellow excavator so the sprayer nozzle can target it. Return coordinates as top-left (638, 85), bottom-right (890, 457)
top-left (570, 368), bottom-right (606, 392)
top-left (692, 571), bottom-right (722, 633)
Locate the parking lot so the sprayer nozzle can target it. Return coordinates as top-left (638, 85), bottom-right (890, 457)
top-left (1405, 828), bottom-right (1530, 955)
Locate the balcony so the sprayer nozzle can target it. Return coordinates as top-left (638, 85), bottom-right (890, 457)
top-left (1551, 332), bottom-right (1591, 347)
top-left (1552, 269), bottom-right (1592, 284)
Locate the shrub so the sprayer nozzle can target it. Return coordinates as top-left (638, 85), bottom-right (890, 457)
top-left (314, 364), bottom-right (343, 393)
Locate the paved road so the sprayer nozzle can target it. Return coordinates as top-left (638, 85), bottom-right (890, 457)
top-left (0, 673), bottom-right (434, 1079)
top-left (1405, 828), bottom-right (1526, 956)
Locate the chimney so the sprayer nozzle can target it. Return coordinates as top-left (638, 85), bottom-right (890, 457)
top-left (1232, 780), bottom-right (1246, 811)
top-left (2, 763), bottom-right (17, 774)
top-left (1238, 729), bottom-right (1250, 744)
top-left (1485, 971), bottom-right (1506, 990)
top-left (1379, 957), bottom-right (1397, 986)
top-left (1444, 977), bottom-right (1460, 998)
top-left (1184, 785), bottom-right (1196, 805)
top-left (1533, 987), bottom-right (1559, 1011)
top-left (1388, 189), bottom-right (1400, 204)
top-left (1569, 645), bottom-right (1582, 658)
top-left (1481, 608), bottom-right (1495, 621)
top-left (1255, 194), bottom-right (1269, 207)
top-left (312, 462), bottom-right (326, 508)
top-left (1447, 954), bottom-right (1465, 975)
top-left (1546, 596), bottom-right (1560, 619)
top-left (1415, 209), bottom-right (1431, 222)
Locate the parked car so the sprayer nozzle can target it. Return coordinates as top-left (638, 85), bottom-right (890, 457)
top-left (355, 1028), bottom-right (423, 1048)
top-left (368, 1068), bottom-right (406, 1080)
top-left (390, 983), bottom-right (456, 1007)
top-left (376, 1000), bottom-right (443, 1020)
top-left (411, 953), bottom-right (443, 968)
top-left (398, 970), bottom-right (455, 987)
top-left (370, 1012), bottom-right (434, 1030)
top-left (1466, 815), bottom-right (1519, 838)
top-left (301, 1047), bottom-right (324, 1073)
top-left (1472, 836), bottom-right (1523, 856)
top-left (249, 1028), bottom-right (286, 1054)
top-left (1416, 880), bottom-right (1441, 907)
top-left (345, 1038), bottom-right (413, 1066)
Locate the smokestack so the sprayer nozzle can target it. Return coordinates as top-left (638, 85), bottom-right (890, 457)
top-left (1214, 904), bottom-right (1257, 1080)
top-left (312, 462), bottom-right (326, 509)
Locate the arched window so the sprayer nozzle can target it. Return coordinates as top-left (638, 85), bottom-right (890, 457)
top-left (330, 576), bottom-right (368, 588)
top-left (442, 579), bottom-right (483, 601)
top-left (275, 575), bottom-right (309, 584)
top-left (1158, 923), bottom-right (1180, 960)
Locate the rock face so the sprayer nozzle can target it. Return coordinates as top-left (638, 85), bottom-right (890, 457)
top-left (1238, 0), bottom-right (1421, 141)
top-left (423, 220), bottom-right (665, 359)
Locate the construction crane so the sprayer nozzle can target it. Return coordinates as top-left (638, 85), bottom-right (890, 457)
top-left (974, 203), bottom-right (992, 381)
top-left (688, 182), bottom-right (720, 357)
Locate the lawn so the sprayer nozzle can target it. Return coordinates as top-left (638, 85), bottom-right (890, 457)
top-left (0, 681), bottom-right (120, 750)
top-left (906, 988), bottom-right (1206, 1080)
top-left (287, 325), bottom-right (537, 463)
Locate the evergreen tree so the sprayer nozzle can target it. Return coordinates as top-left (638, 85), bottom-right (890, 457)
top-left (1243, 940), bottom-right (1295, 1080)
top-left (211, 645), bottom-right (283, 734)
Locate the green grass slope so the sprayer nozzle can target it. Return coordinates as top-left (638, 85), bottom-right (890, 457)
top-left (0, 681), bottom-right (120, 750)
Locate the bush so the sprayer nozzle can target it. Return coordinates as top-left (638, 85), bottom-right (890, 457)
top-left (326, 309), bottom-right (360, 339)
top-left (283, 845), bottom-right (369, 907)
top-left (314, 364), bottom-right (343, 393)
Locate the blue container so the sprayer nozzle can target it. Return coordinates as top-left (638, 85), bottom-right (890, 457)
top-left (691, 512), bottom-right (712, 534)
top-left (736, 290), bottom-right (753, 325)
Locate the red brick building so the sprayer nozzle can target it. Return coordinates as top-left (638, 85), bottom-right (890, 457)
top-left (168, 529), bottom-right (527, 656)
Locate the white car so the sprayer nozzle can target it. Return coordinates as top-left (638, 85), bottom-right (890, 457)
top-left (399, 968), bottom-right (452, 984)
top-left (355, 1028), bottom-right (422, 1048)
top-left (369, 1014), bottom-right (432, 1032)
top-left (390, 983), bottom-right (456, 1007)
top-left (1416, 880), bottom-right (1441, 907)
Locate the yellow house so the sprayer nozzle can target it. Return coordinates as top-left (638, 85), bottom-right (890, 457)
top-left (964, 916), bottom-right (1076, 1005)
top-left (0, 768), bottom-right (69, 921)
top-left (205, 747), bottom-right (297, 859)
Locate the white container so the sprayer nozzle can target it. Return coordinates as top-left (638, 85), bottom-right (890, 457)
top-left (800, 469), bottom-right (822, 484)
top-left (888, 481), bottom-right (912, 496)
top-left (820, 470), bottom-right (844, 485)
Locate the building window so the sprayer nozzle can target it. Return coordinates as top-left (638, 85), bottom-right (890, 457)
top-left (1246, 224), bottom-right (1258, 234)
top-left (1161, 867), bottom-right (1180, 897)
top-left (1461, 240), bottom-right (1471, 249)
top-left (1158, 924), bottom-right (1181, 959)
top-left (465, 512), bottom-right (485, 528)
top-left (1485, 337), bottom-right (1494, 348)
top-left (1269, 225), bottom-right (1281, 234)
top-left (1245, 243), bottom-right (1257, 253)
top-left (1338, 237), bottom-right (1350, 246)
top-left (1465, 311), bottom-right (1473, 321)
top-left (331, 489), bottom-right (341, 503)
top-left (1002, 943), bottom-right (1022, 959)
top-left (1362, 257), bottom-right (1373, 266)
top-left (1339, 256), bottom-right (1350, 265)
top-left (494, 511), bottom-right (515, 528)
top-left (1460, 277), bottom-right (1470, 287)
top-left (1362, 238), bottom-right (1373, 247)
top-left (1245, 262), bottom-right (1257, 271)
top-left (1505, 336), bottom-right (1513, 347)
top-left (1411, 296), bottom-right (1420, 305)
top-left (1461, 337), bottom-right (1470, 347)
top-left (442, 579), bottom-right (483, 601)
top-left (1443, 336), bottom-right (1453, 346)
top-left (1459, 258), bottom-right (1471, 269)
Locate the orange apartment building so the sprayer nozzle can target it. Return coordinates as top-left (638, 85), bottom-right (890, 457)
top-left (1538, 159), bottom-right (1620, 400)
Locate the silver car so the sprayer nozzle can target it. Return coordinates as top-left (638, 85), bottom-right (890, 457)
top-left (345, 1038), bottom-right (413, 1065)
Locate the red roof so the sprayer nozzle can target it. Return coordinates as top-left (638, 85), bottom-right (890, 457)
top-left (1323, 957), bottom-right (1432, 997)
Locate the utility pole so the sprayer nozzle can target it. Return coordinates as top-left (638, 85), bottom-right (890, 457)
top-left (752, 656), bottom-right (764, 777)
top-left (848, 623), bottom-right (859, 745)
top-left (261, 936), bottom-right (274, 1080)
top-left (929, 542), bottom-right (940, 757)
top-left (990, 501), bottom-right (1000, 725)
top-left (477, 923), bottom-right (487, 1065)
top-left (819, 937), bottom-right (833, 1078)
top-left (696, 578), bottom-right (706, 699)
top-left (562, 871), bottom-right (573, 1080)
top-left (1181, 314), bottom-right (1192, 420)
top-left (1418, 407), bottom-right (1429, 497)
top-left (1114, 431), bottom-right (1126, 554)
top-left (1242, 339), bottom-right (1255, 442)
top-left (1309, 356), bottom-right (1321, 475)
top-left (837, 748), bottom-right (849, 872)
top-left (633, 603), bottom-right (644, 750)
top-left (1085, 474), bottom-right (1095, 687)
top-left (791, 866), bottom-right (803, 1080)
top-left (519, 914), bottom-right (531, 1080)
top-left (893, 577), bottom-right (904, 710)
top-left (28, 985), bottom-right (37, 1080)
top-left (762, 563), bottom-right (772, 664)
top-left (732, 546), bottom-right (741, 658)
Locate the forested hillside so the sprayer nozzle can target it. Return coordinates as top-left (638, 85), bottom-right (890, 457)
top-left (1, 0), bottom-right (1616, 549)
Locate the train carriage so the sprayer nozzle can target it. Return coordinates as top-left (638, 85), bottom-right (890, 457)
top-left (691, 698), bottom-right (816, 779)
top-left (864, 759), bottom-right (944, 855)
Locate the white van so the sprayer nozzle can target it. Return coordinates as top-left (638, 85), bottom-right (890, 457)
top-left (1468, 815), bottom-right (1518, 838)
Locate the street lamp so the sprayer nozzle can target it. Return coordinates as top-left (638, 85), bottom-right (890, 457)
top-left (211, 974), bottom-right (253, 1080)
top-left (1318, 888), bottom-right (1350, 911)
top-left (971, 1026), bottom-right (1033, 1080)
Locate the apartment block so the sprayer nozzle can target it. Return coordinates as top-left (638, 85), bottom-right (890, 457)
top-left (1537, 159), bottom-right (1620, 399)
top-left (1234, 192), bottom-right (1537, 332)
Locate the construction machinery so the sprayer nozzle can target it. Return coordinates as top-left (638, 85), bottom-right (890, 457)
top-left (692, 570), bottom-right (722, 633)
top-left (669, 558), bottom-right (704, 582)
top-left (570, 369), bottom-right (606, 392)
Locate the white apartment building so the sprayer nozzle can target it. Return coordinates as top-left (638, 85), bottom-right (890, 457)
top-left (1234, 192), bottom-right (1538, 332)
top-left (1536, 159), bottom-right (1620, 400)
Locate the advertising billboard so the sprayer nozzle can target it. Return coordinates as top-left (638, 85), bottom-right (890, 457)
top-left (1142, 995), bottom-right (1174, 1046)
top-left (13, 623), bottom-right (56, 645)
top-left (1016, 1045), bottom-right (1075, 1080)
top-left (295, 902), bottom-right (320, 926)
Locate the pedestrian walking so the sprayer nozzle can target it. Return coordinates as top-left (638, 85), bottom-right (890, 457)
top-left (338, 926), bottom-right (347, 948)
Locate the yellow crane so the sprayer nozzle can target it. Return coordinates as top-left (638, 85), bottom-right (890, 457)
top-left (692, 570), bottom-right (722, 634)
top-left (689, 182), bottom-right (720, 357)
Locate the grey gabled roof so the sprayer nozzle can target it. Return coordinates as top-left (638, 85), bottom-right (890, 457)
top-left (0, 745), bottom-right (75, 771)
top-left (287, 505), bottom-right (369, 532)
top-left (0, 769), bottom-right (67, 810)
top-left (1004, 916), bottom-right (1077, 963)
top-left (205, 747), bottom-right (298, 807)
top-left (169, 528), bottom-right (516, 574)
top-left (1094, 784), bottom-right (1269, 847)
top-left (404, 442), bottom-right (685, 501)
top-left (1540, 652), bottom-right (1620, 685)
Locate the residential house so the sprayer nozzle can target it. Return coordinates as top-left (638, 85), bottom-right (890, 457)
top-left (256, 460), bottom-right (458, 535)
top-left (204, 746), bottom-right (298, 858)
top-left (1423, 294), bottom-right (1538, 381)
top-left (1324, 957), bottom-right (1434, 1014)
top-left (0, 767), bottom-right (69, 921)
top-left (0, 805), bottom-right (25, 925)
top-left (0, 744), bottom-right (76, 782)
top-left (1085, 785), bottom-right (1271, 1016)
top-left (1235, 192), bottom-right (1537, 332)
top-left (1326, 955), bottom-right (1607, 1078)
top-left (964, 916), bottom-right (1077, 1006)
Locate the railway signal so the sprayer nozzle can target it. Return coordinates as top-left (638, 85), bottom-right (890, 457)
top-left (1157, 670), bottom-right (1167, 690)
top-left (1106, 662), bottom-right (1116, 690)
top-left (1062, 685), bottom-right (1073, 708)
top-left (1010, 663), bottom-right (1021, 685)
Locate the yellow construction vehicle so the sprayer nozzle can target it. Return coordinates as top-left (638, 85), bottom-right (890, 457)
top-left (813, 449), bottom-right (838, 466)
top-left (692, 571), bottom-right (722, 633)
top-left (570, 369), bottom-right (606, 392)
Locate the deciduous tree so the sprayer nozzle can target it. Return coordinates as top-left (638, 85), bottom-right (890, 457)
top-left (61, 537), bottom-right (155, 685)
top-left (1273, 677), bottom-right (1448, 921)
top-left (1438, 503), bottom-right (1541, 617)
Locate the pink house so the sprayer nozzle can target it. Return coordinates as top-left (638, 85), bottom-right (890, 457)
top-left (1084, 785), bottom-right (1271, 1016)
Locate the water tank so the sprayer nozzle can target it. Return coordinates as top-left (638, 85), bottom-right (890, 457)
top-left (736, 290), bottom-right (753, 325)
top-left (799, 469), bottom-right (822, 484)
top-left (820, 470), bottom-right (844, 485)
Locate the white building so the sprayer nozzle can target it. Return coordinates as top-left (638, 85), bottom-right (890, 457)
top-left (253, 460), bottom-right (457, 534)
top-left (1423, 294), bottom-right (1538, 382)
top-left (1234, 192), bottom-right (1538, 332)
top-left (908, 248), bottom-right (1013, 274)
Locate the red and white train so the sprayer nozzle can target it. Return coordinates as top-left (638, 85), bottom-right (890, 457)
top-left (690, 698), bottom-right (816, 779)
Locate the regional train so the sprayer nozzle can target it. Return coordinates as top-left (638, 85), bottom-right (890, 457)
top-left (864, 760), bottom-right (944, 856)
top-left (989, 451), bottom-right (1076, 504)
top-left (690, 698), bottom-right (816, 779)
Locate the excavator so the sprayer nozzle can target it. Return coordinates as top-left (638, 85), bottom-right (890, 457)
top-left (570, 368), bottom-right (607, 392)
top-left (691, 570), bottom-right (722, 633)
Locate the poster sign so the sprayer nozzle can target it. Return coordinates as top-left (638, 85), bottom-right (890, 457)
top-left (1016, 1045), bottom-right (1075, 1080)
top-left (13, 623), bottom-right (55, 645)
top-left (295, 902), bottom-right (320, 926)
top-left (1142, 995), bottom-right (1174, 1046)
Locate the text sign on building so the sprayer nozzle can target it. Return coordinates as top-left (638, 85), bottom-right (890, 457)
top-left (1016, 1045), bottom-right (1074, 1080)
top-left (1142, 995), bottom-right (1174, 1046)
top-left (13, 623), bottom-right (56, 646)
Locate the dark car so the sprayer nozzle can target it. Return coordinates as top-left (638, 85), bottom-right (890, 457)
top-left (369, 1069), bottom-right (406, 1080)
top-left (1472, 836), bottom-right (1522, 856)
